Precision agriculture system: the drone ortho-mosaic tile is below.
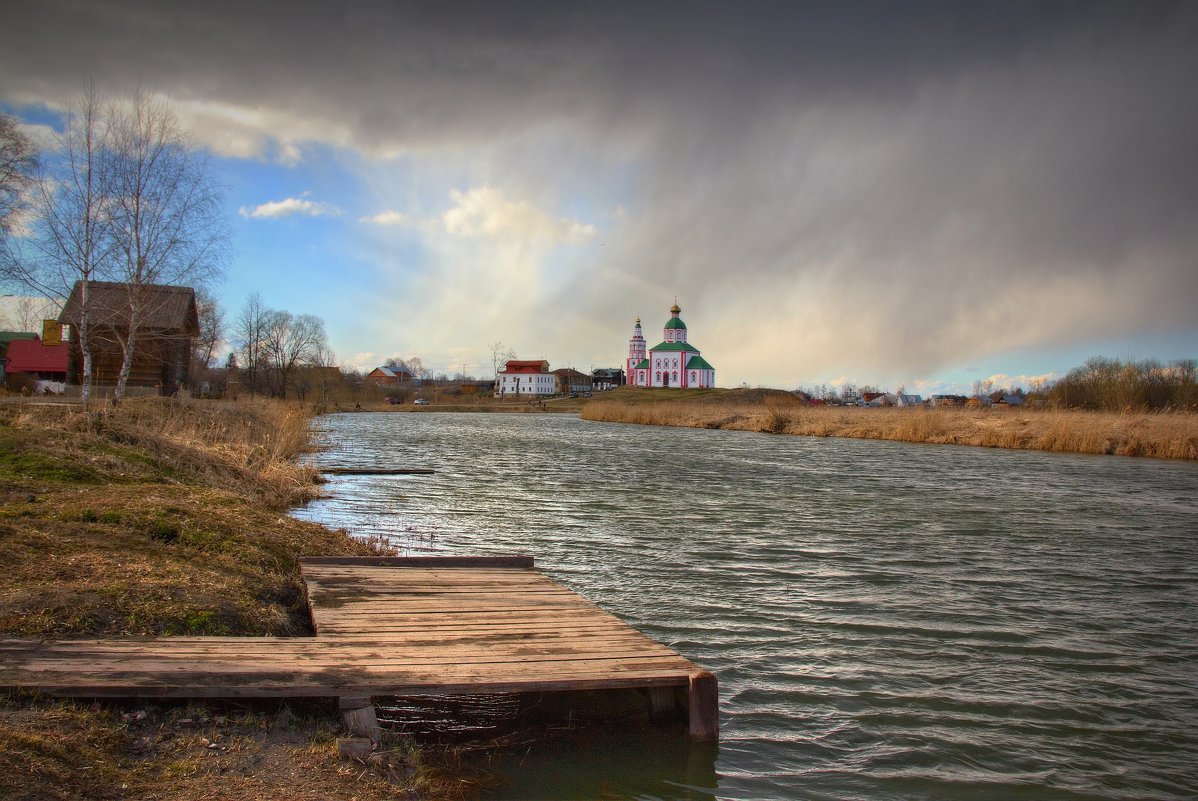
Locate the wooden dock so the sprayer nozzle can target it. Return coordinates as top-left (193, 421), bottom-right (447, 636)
top-left (0, 556), bottom-right (718, 740)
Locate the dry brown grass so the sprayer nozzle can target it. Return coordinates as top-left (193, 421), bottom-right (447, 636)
top-left (0, 397), bottom-right (384, 637)
top-left (0, 397), bottom-right (483, 800)
top-left (0, 695), bottom-right (481, 801)
top-left (583, 392), bottom-right (1198, 459)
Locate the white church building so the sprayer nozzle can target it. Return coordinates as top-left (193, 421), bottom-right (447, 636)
top-left (626, 303), bottom-right (716, 388)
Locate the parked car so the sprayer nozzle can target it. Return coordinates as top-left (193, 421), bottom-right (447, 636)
top-left (383, 396), bottom-right (398, 404)
top-left (414, 398), bottom-right (431, 405)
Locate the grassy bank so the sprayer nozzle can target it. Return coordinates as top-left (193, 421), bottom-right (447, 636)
top-left (0, 398), bottom-right (470, 800)
top-left (581, 388), bottom-right (1198, 459)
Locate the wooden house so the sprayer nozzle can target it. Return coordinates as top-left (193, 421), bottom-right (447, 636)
top-left (591, 367), bottom-right (625, 390)
top-left (365, 366), bottom-right (413, 386)
top-left (552, 368), bottom-right (592, 394)
top-left (58, 281), bottom-right (199, 395)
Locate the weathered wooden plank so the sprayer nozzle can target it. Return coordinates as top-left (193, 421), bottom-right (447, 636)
top-left (299, 556), bottom-right (535, 568)
top-left (21, 671), bottom-right (695, 699)
top-left (7, 637), bottom-right (682, 662)
top-left (11, 648), bottom-right (691, 673)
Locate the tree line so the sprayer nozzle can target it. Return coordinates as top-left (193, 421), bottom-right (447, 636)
top-left (800, 356), bottom-right (1196, 412)
top-left (0, 87), bottom-right (227, 401)
top-left (226, 293), bottom-right (332, 401)
top-left (1045, 357), bottom-right (1197, 412)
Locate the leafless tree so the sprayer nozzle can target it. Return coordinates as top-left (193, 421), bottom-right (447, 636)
top-left (0, 111), bottom-right (37, 247)
top-left (234, 292), bottom-right (270, 397)
top-left (489, 339), bottom-right (516, 379)
top-left (263, 309), bottom-right (327, 400)
top-left (104, 90), bottom-right (229, 401)
top-left (9, 87), bottom-right (114, 401)
top-left (191, 287), bottom-right (222, 390)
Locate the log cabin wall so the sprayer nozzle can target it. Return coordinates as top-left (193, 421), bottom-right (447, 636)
top-left (67, 330), bottom-right (191, 394)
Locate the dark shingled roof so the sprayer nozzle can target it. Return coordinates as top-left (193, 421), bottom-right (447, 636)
top-left (58, 281), bottom-right (199, 336)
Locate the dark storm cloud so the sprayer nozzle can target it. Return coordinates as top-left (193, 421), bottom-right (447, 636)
top-left (3, 1), bottom-right (1195, 380)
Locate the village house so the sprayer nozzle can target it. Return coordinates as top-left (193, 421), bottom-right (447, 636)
top-left (0, 331), bottom-right (38, 384)
top-left (930, 394), bottom-right (968, 407)
top-left (553, 368), bottom-right (592, 394)
top-left (365, 366), bottom-right (413, 386)
top-left (496, 359), bottom-right (556, 397)
top-left (591, 367), bottom-right (625, 390)
top-left (58, 281), bottom-right (199, 395)
top-left (1, 335), bottom-right (68, 393)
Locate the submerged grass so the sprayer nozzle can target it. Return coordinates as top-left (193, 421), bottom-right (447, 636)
top-left (582, 388), bottom-right (1198, 459)
top-left (0, 397), bottom-right (477, 800)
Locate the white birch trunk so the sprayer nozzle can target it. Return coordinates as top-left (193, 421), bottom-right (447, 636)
top-left (79, 280), bottom-right (93, 403)
top-left (113, 304), bottom-right (139, 403)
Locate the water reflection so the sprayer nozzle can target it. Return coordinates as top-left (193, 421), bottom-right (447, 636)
top-left (486, 730), bottom-right (719, 801)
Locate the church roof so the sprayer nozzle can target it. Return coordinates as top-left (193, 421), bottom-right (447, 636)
top-left (664, 317), bottom-right (686, 330)
top-left (650, 341), bottom-right (699, 353)
top-left (685, 355), bottom-right (714, 370)
top-left (634, 359), bottom-right (649, 369)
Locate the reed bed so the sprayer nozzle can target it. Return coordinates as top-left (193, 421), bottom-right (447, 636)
top-left (583, 397), bottom-right (1198, 459)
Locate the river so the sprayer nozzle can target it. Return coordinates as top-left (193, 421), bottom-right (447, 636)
top-left (293, 412), bottom-right (1198, 801)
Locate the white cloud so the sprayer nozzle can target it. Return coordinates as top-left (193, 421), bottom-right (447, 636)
top-left (239, 196), bottom-right (342, 219)
top-left (982, 372), bottom-right (1058, 391)
top-left (345, 351), bottom-right (378, 371)
top-left (359, 210), bottom-right (414, 226)
top-left (441, 186), bottom-right (596, 245)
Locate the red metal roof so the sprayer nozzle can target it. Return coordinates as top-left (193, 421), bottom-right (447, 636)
top-left (4, 338), bottom-right (68, 374)
top-left (501, 360), bottom-right (550, 374)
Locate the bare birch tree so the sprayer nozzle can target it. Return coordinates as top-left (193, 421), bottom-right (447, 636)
top-left (105, 90), bottom-right (228, 401)
top-left (11, 87), bottom-right (114, 401)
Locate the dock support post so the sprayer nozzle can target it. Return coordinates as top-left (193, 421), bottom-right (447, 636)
top-left (688, 671), bottom-right (719, 741)
top-left (339, 695), bottom-right (382, 743)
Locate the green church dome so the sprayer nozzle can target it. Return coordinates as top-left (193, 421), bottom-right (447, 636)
top-left (664, 317), bottom-right (687, 330)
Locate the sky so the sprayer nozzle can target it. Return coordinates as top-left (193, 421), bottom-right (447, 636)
top-left (2, 0), bottom-right (1196, 394)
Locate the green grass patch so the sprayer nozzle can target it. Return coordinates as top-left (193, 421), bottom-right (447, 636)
top-left (0, 442), bottom-right (101, 484)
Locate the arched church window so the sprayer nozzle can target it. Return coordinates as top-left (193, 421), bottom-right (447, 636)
top-left (672, 371), bottom-right (678, 380)
top-left (655, 371), bottom-right (661, 381)
top-left (691, 371), bottom-right (696, 381)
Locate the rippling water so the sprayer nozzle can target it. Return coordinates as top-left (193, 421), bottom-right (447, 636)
top-left (293, 412), bottom-right (1198, 800)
